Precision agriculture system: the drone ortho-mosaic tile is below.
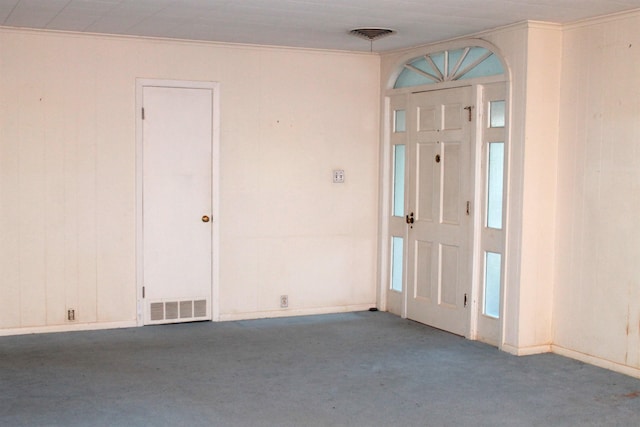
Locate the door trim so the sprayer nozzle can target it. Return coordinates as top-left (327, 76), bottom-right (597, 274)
top-left (135, 78), bottom-right (221, 326)
top-left (381, 83), bottom-right (502, 341)
top-left (380, 39), bottom-right (510, 349)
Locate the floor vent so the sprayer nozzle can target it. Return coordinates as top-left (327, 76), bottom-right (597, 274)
top-left (165, 302), bottom-right (179, 319)
top-left (150, 302), bottom-right (164, 321)
top-left (194, 300), bottom-right (207, 317)
top-left (148, 299), bottom-right (208, 324)
top-left (180, 301), bottom-right (193, 318)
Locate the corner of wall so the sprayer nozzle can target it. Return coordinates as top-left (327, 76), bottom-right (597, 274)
top-left (517, 23), bottom-right (563, 349)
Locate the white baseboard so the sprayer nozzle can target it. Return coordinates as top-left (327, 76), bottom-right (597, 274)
top-left (218, 304), bottom-right (376, 322)
top-left (0, 320), bottom-right (138, 337)
top-left (0, 306), bottom-right (376, 336)
top-left (501, 342), bottom-right (551, 356)
top-left (552, 344), bottom-right (640, 379)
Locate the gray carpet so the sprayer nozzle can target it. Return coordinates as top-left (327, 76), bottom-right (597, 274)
top-left (1, 311), bottom-right (639, 426)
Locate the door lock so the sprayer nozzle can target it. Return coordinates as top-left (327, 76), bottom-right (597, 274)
top-left (202, 215), bottom-right (210, 223)
top-left (405, 212), bottom-right (414, 226)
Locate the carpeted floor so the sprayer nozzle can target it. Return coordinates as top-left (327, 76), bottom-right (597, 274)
top-left (1, 311), bottom-right (639, 426)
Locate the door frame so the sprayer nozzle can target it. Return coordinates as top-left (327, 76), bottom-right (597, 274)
top-left (135, 78), bottom-right (221, 326)
top-left (378, 40), bottom-right (510, 346)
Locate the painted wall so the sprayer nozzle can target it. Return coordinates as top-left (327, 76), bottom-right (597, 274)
top-left (508, 24), bottom-right (562, 353)
top-left (0, 28), bottom-right (380, 333)
top-left (553, 11), bottom-right (640, 375)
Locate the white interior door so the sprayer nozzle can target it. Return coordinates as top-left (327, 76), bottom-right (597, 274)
top-left (405, 86), bottom-right (473, 336)
top-left (141, 84), bottom-right (213, 325)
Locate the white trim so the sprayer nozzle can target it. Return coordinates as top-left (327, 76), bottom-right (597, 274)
top-left (552, 345), bottom-right (640, 380)
top-left (219, 304), bottom-right (376, 322)
top-left (211, 82), bottom-right (221, 322)
top-left (468, 84), bottom-right (484, 341)
top-left (0, 321), bottom-right (137, 337)
top-left (135, 78), bottom-right (221, 326)
top-left (563, 8), bottom-right (640, 31)
top-left (0, 25), bottom-right (376, 57)
top-left (376, 96), bottom-right (392, 313)
top-left (501, 343), bottom-right (551, 356)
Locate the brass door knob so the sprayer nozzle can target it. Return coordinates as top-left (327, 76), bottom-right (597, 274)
top-left (202, 215), bottom-right (210, 223)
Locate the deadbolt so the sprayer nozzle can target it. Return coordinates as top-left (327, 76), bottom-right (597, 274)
top-left (202, 215), bottom-right (210, 223)
top-left (405, 212), bottom-right (415, 224)
top-left (435, 154), bottom-right (441, 163)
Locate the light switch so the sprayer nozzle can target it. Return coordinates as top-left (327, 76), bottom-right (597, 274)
top-left (333, 169), bottom-right (345, 183)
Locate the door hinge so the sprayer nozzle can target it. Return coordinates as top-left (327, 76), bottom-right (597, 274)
top-left (141, 107), bottom-right (145, 120)
top-left (466, 201), bottom-right (471, 216)
top-left (142, 286), bottom-right (145, 298)
top-left (464, 293), bottom-right (468, 307)
top-left (464, 106), bottom-right (473, 122)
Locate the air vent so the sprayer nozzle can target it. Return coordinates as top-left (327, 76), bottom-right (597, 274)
top-left (349, 28), bottom-right (396, 41)
top-left (180, 301), bottom-right (193, 318)
top-left (150, 302), bottom-right (164, 321)
top-left (165, 302), bottom-right (179, 320)
top-left (148, 299), bottom-right (209, 324)
top-left (194, 300), bottom-right (207, 318)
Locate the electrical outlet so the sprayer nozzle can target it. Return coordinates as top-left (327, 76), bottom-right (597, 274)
top-left (333, 169), bottom-right (345, 183)
top-left (67, 309), bottom-right (75, 321)
top-left (280, 295), bottom-right (289, 308)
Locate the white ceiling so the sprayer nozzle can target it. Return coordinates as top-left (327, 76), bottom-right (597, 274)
top-left (1, 0), bottom-right (640, 52)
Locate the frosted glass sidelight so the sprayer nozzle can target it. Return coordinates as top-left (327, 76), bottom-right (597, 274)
top-left (489, 100), bottom-right (505, 128)
top-left (484, 252), bottom-right (502, 318)
top-left (487, 142), bottom-right (504, 229)
top-left (394, 110), bottom-right (406, 133)
top-left (393, 145), bottom-right (405, 217)
top-left (391, 237), bottom-right (404, 292)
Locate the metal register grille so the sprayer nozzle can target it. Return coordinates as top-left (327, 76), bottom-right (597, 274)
top-left (149, 299), bottom-right (208, 323)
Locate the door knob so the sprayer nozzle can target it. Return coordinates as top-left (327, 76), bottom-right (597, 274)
top-left (202, 215), bottom-right (210, 223)
top-left (405, 212), bottom-right (414, 224)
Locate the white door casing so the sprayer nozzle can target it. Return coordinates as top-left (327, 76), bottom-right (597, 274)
top-left (382, 42), bottom-right (509, 346)
top-left (136, 79), bottom-right (220, 325)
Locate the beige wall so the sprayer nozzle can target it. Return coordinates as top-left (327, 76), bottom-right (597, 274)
top-left (553, 11), bottom-right (640, 374)
top-left (0, 28), bottom-right (380, 333)
top-left (508, 23), bottom-right (562, 353)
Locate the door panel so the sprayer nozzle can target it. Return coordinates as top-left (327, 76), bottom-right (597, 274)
top-left (415, 240), bottom-right (433, 300)
top-left (142, 85), bottom-right (213, 325)
top-left (440, 244), bottom-right (459, 307)
top-left (442, 142), bottom-right (461, 224)
top-left (406, 86), bottom-right (473, 336)
top-left (417, 143), bottom-right (436, 221)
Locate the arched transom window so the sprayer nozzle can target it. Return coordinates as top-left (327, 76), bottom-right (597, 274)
top-left (394, 46), bottom-right (504, 89)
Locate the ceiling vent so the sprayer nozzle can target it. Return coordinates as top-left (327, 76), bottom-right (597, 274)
top-left (349, 28), bottom-right (396, 41)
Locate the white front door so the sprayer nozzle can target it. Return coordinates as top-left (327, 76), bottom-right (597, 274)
top-left (140, 83), bottom-right (214, 325)
top-left (405, 86), bottom-right (473, 336)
